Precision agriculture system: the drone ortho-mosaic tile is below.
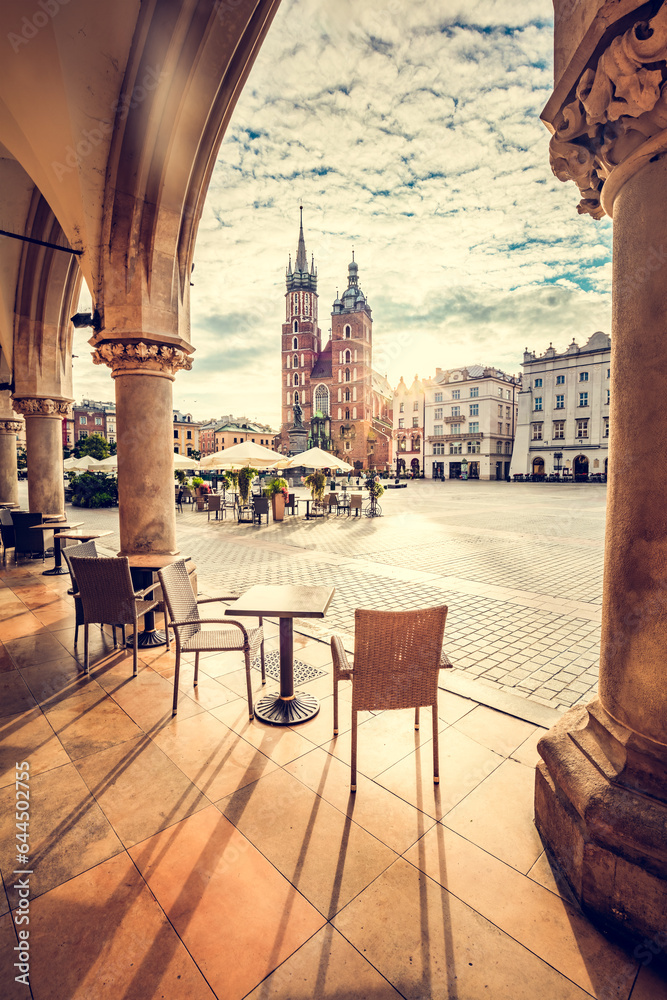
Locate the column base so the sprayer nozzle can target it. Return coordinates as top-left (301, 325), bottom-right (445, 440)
top-left (535, 699), bottom-right (667, 955)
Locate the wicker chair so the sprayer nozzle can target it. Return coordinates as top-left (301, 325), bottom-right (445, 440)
top-left (0, 509), bottom-right (15, 564)
top-left (331, 605), bottom-right (449, 791)
top-left (207, 494), bottom-right (221, 520)
top-left (158, 558), bottom-right (265, 717)
top-left (348, 494), bottom-right (363, 517)
top-left (13, 511), bottom-right (53, 562)
top-left (175, 489), bottom-right (184, 513)
top-left (62, 539), bottom-right (100, 646)
top-left (285, 493), bottom-right (300, 516)
top-left (69, 555), bottom-right (161, 675)
top-left (252, 496), bottom-right (270, 525)
top-left (325, 493), bottom-right (339, 514)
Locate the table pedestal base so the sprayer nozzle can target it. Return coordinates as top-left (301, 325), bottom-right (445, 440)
top-left (43, 565), bottom-right (68, 576)
top-left (254, 690), bottom-right (319, 725)
top-left (127, 629), bottom-right (167, 649)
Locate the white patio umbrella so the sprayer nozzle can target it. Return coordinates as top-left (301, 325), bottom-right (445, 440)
top-left (199, 440), bottom-right (285, 470)
top-left (95, 454), bottom-right (118, 469)
top-left (173, 453), bottom-right (200, 470)
top-left (282, 447), bottom-right (353, 472)
top-left (64, 455), bottom-right (103, 471)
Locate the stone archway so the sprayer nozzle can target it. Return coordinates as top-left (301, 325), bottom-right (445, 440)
top-left (573, 454), bottom-right (588, 479)
top-left (532, 456), bottom-right (545, 476)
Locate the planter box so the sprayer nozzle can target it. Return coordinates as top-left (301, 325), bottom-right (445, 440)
top-left (271, 494), bottom-right (285, 521)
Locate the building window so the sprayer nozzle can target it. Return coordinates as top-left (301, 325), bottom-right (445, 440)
top-left (498, 404), bottom-right (503, 416)
top-left (534, 378), bottom-right (542, 387)
top-left (469, 404), bottom-right (478, 416)
top-left (553, 420), bottom-right (564, 439)
top-left (576, 419), bottom-right (588, 438)
top-left (344, 324), bottom-right (351, 338)
top-left (293, 354), bottom-right (298, 368)
top-left (449, 442), bottom-right (462, 455)
top-left (413, 401), bottom-right (419, 411)
top-left (345, 368), bottom-right (350, 382)
top-left (314, 384), bottom-right (330, 415)
top-left (433, 442), bottom-right (445, 455)
top-left (398, 418), bottom-right (404, 428)
top-left (344, 350), bottom-right (351, 364)
top-left (293, 320), bottom-right (298, 333)
top-left (344, 389), bottom-right (350, 402)
top-left (534, 397), bottom-right (542, 411)
top-left (452, 390), bottom-right (460, 400)
top-left (506, 389), bottom-right (511, 399)
top-left (555, 394), bottom-right (564, 409)
top-left (498, 388), bottom-right (503, 397)
top-left (293, 373), bottom-right (299, 386)
top-left (434, 408), bottom-right (443, 419)
top-left (173, 430), bottom-right (178, 439)
top-left (451, 406), bottom-right (460, 417)
top-left (604, 417), bottom-right (609, 437)
top-left (79, 416), bottom-right (86, 424)
top-left (353, 407), bottom-right (357, 419)
top-left (607, 368), bottom-right (610, 378)
top-left (412, 417), bottom-right (418, 427)
top-left (532, 423), bottom-right (543, 440)
top-left (187, 430), bottom-right (192, 440)
top-left (579, 371), bottom-right (589, 382)
top-left (498, 422), bottom-right (503, 434)
top-left (95, 417), bottom-right (102, 425)
top-left (435, 392), bottom-right (443, 403)
top-left (293, 337), bottom-right (298, 350)
top-left (579, 392), bottom-right (588, 407)
top-left (399, 402), bottom-right (404, 413)
top-left (606, 389), bottom-right (610, 404)
top-left (506, 424), bottom-right (510, 435)
top-left (434, 424), bottom-right (443, 436)
top-left (467, 440), bottom-right (480, 454)
top-left (556, 375), bottom-right (565, 385)
top-left (495, 441), bottom-right (502, 453)
top-left (505, 441), bottom-right (511, 454)
top-left (470, 387), bottom-right (479, 398)
top-left (345, 409), bottom-right (350, 421)
top-left (450, 424), bottom-right (460, 435)
top-left (294, 391), bottom-right (299, 404)
top-left (468, 421), bottom-right (479, 433)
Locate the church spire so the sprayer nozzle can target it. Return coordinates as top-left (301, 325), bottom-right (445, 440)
top-left (295, 205), bottom-right (308, 272)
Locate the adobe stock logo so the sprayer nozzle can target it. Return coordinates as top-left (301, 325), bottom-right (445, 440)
top-left (8, 0), bottom-right (71, 54)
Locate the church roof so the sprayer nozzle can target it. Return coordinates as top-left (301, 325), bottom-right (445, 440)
top-left (311, 340), bottom-right (332, 379)
top-left (372, 369), bottom-right (392, 398)
top-left (295, 206), bottom-right (308, 273)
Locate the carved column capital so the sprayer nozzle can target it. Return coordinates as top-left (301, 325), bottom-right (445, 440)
top-left (92, 340), bottom-right (193, 380)
top-left (547, 4), bottom-right (667, 219)
top-left (0, 420), bottom-right (23, 434)
top-left (12, 397), bottom-right (72, 418)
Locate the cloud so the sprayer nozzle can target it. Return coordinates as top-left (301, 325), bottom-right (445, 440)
top-left (73, 0), bottom-right (612, 427)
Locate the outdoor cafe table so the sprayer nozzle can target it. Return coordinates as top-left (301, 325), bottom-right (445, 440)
top-left (29, 521), bottom-right (81, 575)
top-left (225, 584), bottom-right (335, 725)
top-left (304, 498), bottom-right (326, 520)
top-left (126, 553), bottom-right (191, 648)
top-left (51, 528), bottom-right (112, 576)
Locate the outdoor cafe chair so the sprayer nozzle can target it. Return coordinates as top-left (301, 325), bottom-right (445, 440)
top-left (207, 494), bottom-right (221, 520)
top-left (285, 493), bottom-right (300, 516)
top-left (175, 488), bottom-right (184, 513)
top-left (331, 605), bottom-right (449, 791)
top-left (158, 558), bottom-right (265, 717)
top-left (348, 494), bottom-right (363, 517)
top-left (62, 539), bottom-right (100, 646)
top-left (0, 509), bottom-right (15, 564)
top-left (69, 555), bottom-right (161, 676)
top-left (12, 511), bottom-right (53, 562)
top-left (252, 495), bottom-right (270, 525)
top-left (325, 493), bottom-right (339, 514)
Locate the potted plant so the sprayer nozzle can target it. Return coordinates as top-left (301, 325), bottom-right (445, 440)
top-left (305, 470), bottom-right (326, 503)
top-left (264, 477), bottom-right (289, 521)
top-left (237, 466), bottom-right (258, 505)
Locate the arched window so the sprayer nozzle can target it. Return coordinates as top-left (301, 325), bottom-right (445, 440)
top-left (293, 373), bottom-right (299, 386)
top-left (293, 336), bottom-right (298, 350)
top-left (294, 391), bottom-right (299, 404)
top-left (344, 350), bottom-right (351, 364)
top-left (345, 368), bottom-right (350, 382)
top-left (293, 320), bottom-right (298, 333)
top-left (293, 354), bottom-right (298, 368)
top-left (344, 324), bottom-right (351, 338)
top-left (337, 407), bottom-right (342, 419)
top-left (345, 408), bottom-right (350, 420)
top-left (314, 384), bottom-right (330, 416)
top-left (344, 389), bottom-right (350, 402)
top-left (352, 407), bottom-right (357, 419)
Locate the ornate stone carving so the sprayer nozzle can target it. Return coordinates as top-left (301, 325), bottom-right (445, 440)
top-left (12, 398), bottom-right (72, 417)
top-left (92, 341), bottom-right (193, 377)
top-left (549, 5), bottom-right (667, 218)
top-left (0, 420), bottom-right (23, 433)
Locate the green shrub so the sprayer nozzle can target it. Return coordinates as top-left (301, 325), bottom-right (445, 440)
top-left (70, 471), bottom-right (118, 508)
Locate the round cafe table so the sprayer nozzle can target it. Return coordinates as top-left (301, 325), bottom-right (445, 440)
top-left (126, 553), bottom-right (192, 648)
top-left (51, 528), bottom-right (112, 576)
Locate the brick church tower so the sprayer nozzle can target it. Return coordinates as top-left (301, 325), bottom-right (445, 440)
top-left (281, 207), bottom-right (321, 430)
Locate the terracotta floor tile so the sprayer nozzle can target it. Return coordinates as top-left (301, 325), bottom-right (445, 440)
top-left (0, 912), bottom-right (28, 999)
top-left (443, 758), bottom-right (544, 872)
top-left (19, 654), bottom-right (96, 710)
top-left (93, 657), bottom-right (204, 733)
top-left (0, 763), bottom-right (122, 901)
top-left (44, 686), bottom-right (142, 760)
top-left (196, 648), bottom-right (251, 679)
top-left (333, 858), bottom-right (597, 1000)
top-left (285, 745), bottom-right (436, 854)
top-left (403, 825), bottom-right (638, 998)
top-left (631, 964), bottom-right (667, 998)
top-left (527, 850), bottom-right (580, 907)
top-left (130, 804), bottom-right (325, 1000)
top-left (286, 692), bottom-right (354, 747)
top-left (0, 611), bottom-right (47, 642)
top-left (212, 699), bottom-right (316, 765)
top-left (13, 584), bottom-right (63, 611)
top-left (375, 725), bottom-right (504, 820)
top-left (27, 852), bottom-right (217, 1000)
top-left (50, 624), bottom-right (119, 661)
top-left (4, 630), bottom-right (75, 669)
top-left (33, 599), bottom-right (78, 630)
top-left (512, 726), bottom-right (548, 767)
top-left (0, 708), bottom-right (69, 788)
top-left (329, 706), bottom-right (448, 779)
top-left (75, 736), bottom-right (208, 847)
top-left (453, 704), bottom-right (538, 757)
top-left (172, 658), bottom-right (242, 711)
top-left (152, 711), bottom-right (277, 800)
top-left (0, 641), bottom-right (16, 673)
top-left (217, 767), bottom-right (397, 918)
top-left (437, 688), bottom-right (477, 725)
top-left (244, 923), bottom-right (404, 1000)
top-left (0, 672), bottom-right (37, 718)
top-left (0, 598), bottom-right (29, 621)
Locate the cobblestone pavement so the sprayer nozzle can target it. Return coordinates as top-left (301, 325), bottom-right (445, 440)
top-left (46, 479), bottom-right (607, 714)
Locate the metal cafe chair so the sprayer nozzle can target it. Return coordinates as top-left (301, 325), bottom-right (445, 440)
top-left (12, 511), bottom-right (53, 562)
top-left (331, 605), bottom-right (449, 791)
top-left (252, 496), bottom-right (270, 525)
top-left (0, 509), bottom-right (15, 564)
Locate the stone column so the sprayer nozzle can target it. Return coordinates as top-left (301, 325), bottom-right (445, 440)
top-left (0, 392), bottom-right (21, 505)
top-left (536, 3), bottom-right (667, 947)
top-left (92, 341), bottom-right (192, 555)
top-left (12, 398), bottom-right (70, 515)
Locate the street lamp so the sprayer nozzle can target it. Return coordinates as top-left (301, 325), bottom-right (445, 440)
top-left (554, 451), bottom-right (563, 476)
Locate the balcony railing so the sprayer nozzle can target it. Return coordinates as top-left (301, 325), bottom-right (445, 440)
top-left (429, 432), bottom-right (485, 443)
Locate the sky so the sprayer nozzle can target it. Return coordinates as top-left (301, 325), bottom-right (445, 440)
top-left (73, 0), bottom-right (613, 428)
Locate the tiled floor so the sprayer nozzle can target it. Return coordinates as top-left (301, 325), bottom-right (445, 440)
top-left (0, 557), bottom-right (664, 998)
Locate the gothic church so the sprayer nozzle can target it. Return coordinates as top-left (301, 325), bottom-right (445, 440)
top-left (279, 211), bottom-right (392, 469)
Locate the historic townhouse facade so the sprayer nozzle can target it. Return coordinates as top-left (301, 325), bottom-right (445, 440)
top-left (510, 331), bottom-right (611, 479)
top-left (172, 411), bottom-right (202, 457)
top-left (72, 399), bottom-right (116, 446)
top-left (424, 366), bottom-right (520, 480)
top-left (392, 375), bottom-right (425, 475)
top-left (279, 213), bottom-right (392, 469)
